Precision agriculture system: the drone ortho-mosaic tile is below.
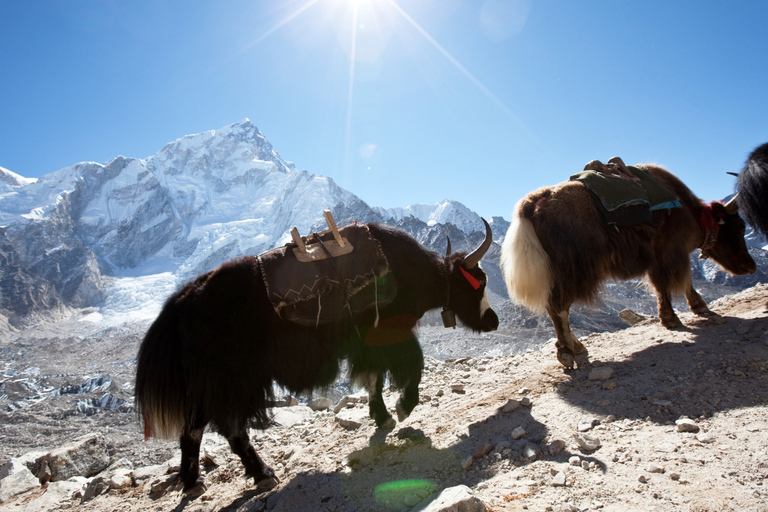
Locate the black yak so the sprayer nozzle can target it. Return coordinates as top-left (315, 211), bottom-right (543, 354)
top-left (736, 142), bottom-right (768, 238)
top-left (501, 159), bottom-right (756, 369)
top-left (135, 219), bottom-right (498, 495)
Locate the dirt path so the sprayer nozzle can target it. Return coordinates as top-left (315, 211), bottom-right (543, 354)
top-left (3, 284), bottom-right (768, 511)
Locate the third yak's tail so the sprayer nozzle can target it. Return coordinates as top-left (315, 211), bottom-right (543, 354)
top-left (134, 292), bottom-right (188, 440)
top-left (500, 195), bottom-right (553, 314)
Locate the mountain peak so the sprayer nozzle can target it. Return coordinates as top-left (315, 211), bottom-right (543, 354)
top-left (0, 166), bottom-right (36, 187)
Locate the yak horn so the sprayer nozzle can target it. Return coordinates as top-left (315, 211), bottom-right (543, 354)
top-left (464, 218), bottom-right (493, 269)
top-left (724, 194), bottom-right (739, 214)
top-left (726, 171), bottom-right (739, 177)
top-left (445, 237), bottom-right (452, 257)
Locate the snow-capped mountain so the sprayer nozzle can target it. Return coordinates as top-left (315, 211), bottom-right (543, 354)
top-left (0, 119), bottom-right (764, 331)
top-left (0, 120), bottom-right (496, 327)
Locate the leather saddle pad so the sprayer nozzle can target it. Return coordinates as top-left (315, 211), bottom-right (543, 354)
top-left (570, 165), bottom-right (682, 226)
top-left (257, 223), bottom-right (397, 326)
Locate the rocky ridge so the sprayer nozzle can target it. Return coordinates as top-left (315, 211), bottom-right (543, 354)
top-left (1, 284), bottom-right (767, 511)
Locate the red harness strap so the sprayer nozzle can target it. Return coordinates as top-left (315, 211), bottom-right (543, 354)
top-left (699, 202), bottom-right (721, 250)
top-left (460, 266), bottom-right (482, 290)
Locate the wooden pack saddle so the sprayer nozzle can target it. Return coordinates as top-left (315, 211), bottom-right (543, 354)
top-left (257, 211), bottom-right (397, 327)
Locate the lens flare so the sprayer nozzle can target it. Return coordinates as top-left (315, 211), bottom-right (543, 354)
top-left (374, 479), bottom-right (437, 509)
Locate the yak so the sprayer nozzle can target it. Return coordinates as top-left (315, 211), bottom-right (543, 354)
top-left (135, 219), bottom-right (499, 495)
top-left (736, 142), bottom-right (768, 238)
top-left (501, 159), bottom-right (756, 369)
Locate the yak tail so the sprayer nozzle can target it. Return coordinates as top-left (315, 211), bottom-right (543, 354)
top-left (500, 196), bottom-right (553, 314)
top-left (134, 296), bottom-right (188, 440)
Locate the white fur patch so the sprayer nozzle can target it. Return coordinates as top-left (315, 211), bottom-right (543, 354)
top-left (480, 290), bottom-right (491, 318)
top-left (500, 206), bottom-right (553, 314)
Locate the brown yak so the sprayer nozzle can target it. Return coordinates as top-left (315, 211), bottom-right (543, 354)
top-left (501, 158), bottom-right (756, 369)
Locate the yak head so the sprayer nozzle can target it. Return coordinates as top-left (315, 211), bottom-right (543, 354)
top-left (700, 195), bottom-right (757, 276)
top-left (442, 218), bottom-right (500, 333)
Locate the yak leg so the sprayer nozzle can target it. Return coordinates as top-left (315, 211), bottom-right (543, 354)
top-left (179, 416), bottom-right (207, 496)
top-left (546, 305), bottom-right (585, 369)
top-left (366, 373), bottom-right (396, 429)
top-left (391, 338), bottom-right (423, 422)
top-left (647, 271), bottom-right (683, 328)
top-left (685, 283), bottom-right (712, 317)
top-left (224, 424), bottom-right (279, 492)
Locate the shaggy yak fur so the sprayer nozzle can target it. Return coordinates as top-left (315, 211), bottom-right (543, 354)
top-left (737, 142), bottom-right (768, 238)
top-left (501, 163), bottom-right (756, 369)
top-left (135, 221), bottom-right (498, 495)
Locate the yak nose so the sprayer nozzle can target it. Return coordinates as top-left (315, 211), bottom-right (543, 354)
top-left (482, 309), bottom-right (499, 331)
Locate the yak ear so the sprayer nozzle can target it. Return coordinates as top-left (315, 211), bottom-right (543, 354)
top-left (463, 218), bottom-right (493, 269)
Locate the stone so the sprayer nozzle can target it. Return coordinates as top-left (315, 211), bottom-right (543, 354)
top-left (0, 459), bottom-right (40, 503)
top-left (461, 456), bottom-right (474, 470)
top-left (588, 367), bottom-right (614, 381)
top-left (132, 464), bottom-right (164, 482)
top-left (522, 442), bottom-right (541, 461)
top-left (654, 443), bottom-right (678, 453)
top-left (418, 484), bottom-right (488, 512)
top-left (574, 433), bottom-right (601, 451)
top-left (647, 464), bottom-right (665, 474)
top-left (548, 440), bottom-right (566, 455)
top-left (81, 476), bottom-right (109, 502)
top-left (451, 383), bottom-right (466, 393)
top-left (308, 397), bottom-right (333, 411)
top-left (569, 456), bottom-right (581, 466)
top-left (551, 472), bottom-right (567, 487)
top-left (335, 415), bottom-right (363, 430)
top-left (511, 426), bottom-right (526, 440)
top-left (502, 399), bottom-right (521, 413)
top-left (675, 418), bottom-right (700, 433)
top-left (271, 406), bottom-right (315, 428)
top-left (25, 478), bottom-right (87, 510)
top-left (577, 418), bottom-right (599, 432)
top-left (472, 444), bottom-right (494, 459)
top-left (109, 468), bottom-right (134, 489)
top-left (333, 395), bottom-right (360, 413)
top-left (619, 309), bottom-right (647, 325)
top-left (43, 433), bottom-right (110, 482)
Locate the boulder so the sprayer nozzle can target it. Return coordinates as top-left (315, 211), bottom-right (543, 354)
top-left (41, 433), bottom-right (110, 482)
top-left (0, 459), bottom-right (40, 503)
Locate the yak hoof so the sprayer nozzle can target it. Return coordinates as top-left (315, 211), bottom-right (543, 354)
top-left (660, 316), bottom-right (683, 329)
top-left (557, 351), bottom-right (575, 369)
top-left (692, 306), bottom-right (713, 317)
top-left (379, 417), bottom-right (397, 430)
top-left (395, 402), bottom-right (410, 422)
top-left (182, 478), bottom-right (207, 499)
top-left (255, 475), bottom-right (280, 493)
top-left (573, 340), bottom-right (588, 355)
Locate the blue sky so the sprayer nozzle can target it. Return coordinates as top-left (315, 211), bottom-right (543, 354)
top-left (2, 0), bottom-right (767, 220)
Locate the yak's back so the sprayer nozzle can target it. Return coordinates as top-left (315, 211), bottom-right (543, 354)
top-left (258, 223), bottom-right (397, 326)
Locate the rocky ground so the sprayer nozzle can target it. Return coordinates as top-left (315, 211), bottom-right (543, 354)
top-left (1, 284), bottom-right (768, 511)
